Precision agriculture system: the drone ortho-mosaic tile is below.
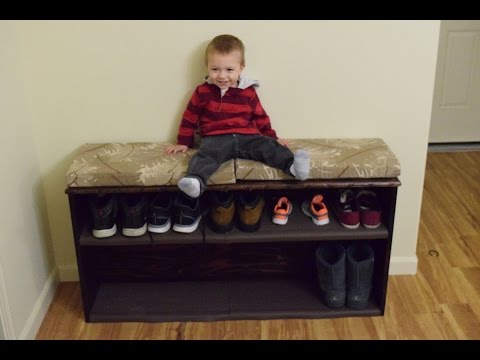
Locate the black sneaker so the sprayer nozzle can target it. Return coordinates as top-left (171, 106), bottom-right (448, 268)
top-left (119, 194), bottom-right (148, 237)
top-left (88, 194), bottom-right (117, 238)
top-left (172, 193), bottom-right (202, 233)
top-left (147, 193), bottom-right (172, 233)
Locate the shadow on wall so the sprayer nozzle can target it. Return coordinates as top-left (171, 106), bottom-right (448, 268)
top-left (14, 162), bottom-right (56, 287)
top-left (168, 40), bottom-right (210, 144)
top-left (187, 39), bottom-right (210, 88)
top-left (42, 152), bottom-right (79, 280)
top-left (32, 176), bottom-right (56, 275)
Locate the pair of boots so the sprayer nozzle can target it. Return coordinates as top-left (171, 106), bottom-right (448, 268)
top-left (208, 191), bottom-right (265, 233)
top-left (316, 243), bottom-right (374, 309)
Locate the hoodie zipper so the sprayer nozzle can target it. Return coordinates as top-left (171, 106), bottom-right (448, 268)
top-left (218, 88), bottom-right (224, 111)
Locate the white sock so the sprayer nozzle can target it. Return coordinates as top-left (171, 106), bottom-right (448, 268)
top-left (290, 150), bottom-right (310, 181)
top-left (178, 177), bottom-right (201, 198)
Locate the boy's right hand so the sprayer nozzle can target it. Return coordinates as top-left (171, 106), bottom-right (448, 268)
top-left (166, 144), bottom-right (189, 154)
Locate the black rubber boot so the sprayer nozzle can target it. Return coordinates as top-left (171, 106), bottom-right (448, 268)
top-left (346, 243), bottom-right (375, 309)
top-left (315, 244), bottom-right (346, 308)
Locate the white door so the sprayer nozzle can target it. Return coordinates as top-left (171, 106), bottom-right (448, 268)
top-left (429, 20), bottom-right (480, 143)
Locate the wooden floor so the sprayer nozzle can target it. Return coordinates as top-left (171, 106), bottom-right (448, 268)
top-left (35, 151), bottom-right (480, 339)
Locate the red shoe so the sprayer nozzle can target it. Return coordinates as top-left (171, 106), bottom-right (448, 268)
top-left (356, 190), bottom-right (381, 229)
top-left (333, 189), bottom-right (360, 229)
top-left (272, 197), bottom-right (293, 225)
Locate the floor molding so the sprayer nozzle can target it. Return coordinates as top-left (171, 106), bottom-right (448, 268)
top-left (389, 256), bottom-right (418, 275)
top-left (428, 142), bottom-right (480, 152)
top-left (19, 267), bottom-right (58, 340)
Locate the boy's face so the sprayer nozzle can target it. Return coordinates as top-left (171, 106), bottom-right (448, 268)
top-left (207, 50), bottom-right (244, 90)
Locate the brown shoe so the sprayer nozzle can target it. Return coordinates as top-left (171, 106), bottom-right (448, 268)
top-left (237, 191), bottom-right (265, 232)
top-left (208, 191), bottom-right (235, 233)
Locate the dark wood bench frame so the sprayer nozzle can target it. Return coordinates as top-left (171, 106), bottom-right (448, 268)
top-left (66, 178), bottom-right (400, 323)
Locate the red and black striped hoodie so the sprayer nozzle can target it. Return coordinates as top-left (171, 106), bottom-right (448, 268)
top-left (176, 77), bottom-right (278, 147)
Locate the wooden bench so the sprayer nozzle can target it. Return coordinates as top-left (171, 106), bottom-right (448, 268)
top-left (65, 138), bottom-right (400, 323)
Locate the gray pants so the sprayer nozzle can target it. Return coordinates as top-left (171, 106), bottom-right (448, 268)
top-left (187, 134), bottom-right (294, 194)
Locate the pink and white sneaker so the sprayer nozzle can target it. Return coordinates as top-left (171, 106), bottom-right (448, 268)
top-left (272, 197), bottom-right (293, 225)
top-left (301, 194), bottom-right (329, 226)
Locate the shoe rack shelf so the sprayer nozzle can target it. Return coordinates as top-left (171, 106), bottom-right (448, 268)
top-left (66, 178), bottom-right (399, 323)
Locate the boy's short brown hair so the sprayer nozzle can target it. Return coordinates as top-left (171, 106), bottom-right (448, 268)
top-left (205, 34), bottom-right (245, 66)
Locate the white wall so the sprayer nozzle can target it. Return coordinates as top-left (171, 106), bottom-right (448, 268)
top-left (0, 22), bottom-right (57, 339)
top-left (14, 20), bottom-right (440, 281)
top-left (0, 315), bottom-right (5, 340)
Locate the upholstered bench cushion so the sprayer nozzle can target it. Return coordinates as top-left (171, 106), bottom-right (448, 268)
top-left (66, 138), bottom-right (400, 188)
top-left (66, 143), bottom-right (235, 187)
top-left (235, 138), bottom-right (400, 180)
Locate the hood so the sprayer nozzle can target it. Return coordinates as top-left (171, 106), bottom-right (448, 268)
top-left (237, 75), bottom-right (260, 89)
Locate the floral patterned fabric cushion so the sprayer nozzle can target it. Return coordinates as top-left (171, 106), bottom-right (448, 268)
top-left (66, 139), bottom-right (400, 188)
top-left (235, 138), bottom-right (400, 180)
top-left (66, 143), bottom-right (235, 187)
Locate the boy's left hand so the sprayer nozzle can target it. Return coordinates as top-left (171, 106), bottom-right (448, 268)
top-left (277, 138), bottom-right (290, 147)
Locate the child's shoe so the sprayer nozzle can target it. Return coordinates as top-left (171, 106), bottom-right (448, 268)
top-left (272, 197), bottom-right (293, 225)
top-left (355, 190), bottom-right (382, 229)
top-left (301, 194), bottom-right (329, 225)
top-left (333, 189), bottom-right (360, 229)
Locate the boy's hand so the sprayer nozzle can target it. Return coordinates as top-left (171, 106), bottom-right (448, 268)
top-left (166, 144), bottom-right (189, 154)
top-left (277, 138), bottom-right (290, 147)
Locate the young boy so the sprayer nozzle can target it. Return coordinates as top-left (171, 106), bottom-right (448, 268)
top-left (166, 34), bottom-right (310, 198)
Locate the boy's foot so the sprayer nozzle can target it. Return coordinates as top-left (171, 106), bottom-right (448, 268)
top-left (290, 150), bottom-right (310, 181)
top-left (178, 177), bottom-right (201, 198)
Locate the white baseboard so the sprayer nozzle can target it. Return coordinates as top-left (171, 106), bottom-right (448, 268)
top-left (58, 264), bottom-right (79, 282)
top-left (388, 256), bottom-right (418, 275)
top-left (19, 267), bottom-right (59, 340)
top-left (58, 256), bottom-right (418, 284)
top-left (428, 142), bottom-right (480, 152)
